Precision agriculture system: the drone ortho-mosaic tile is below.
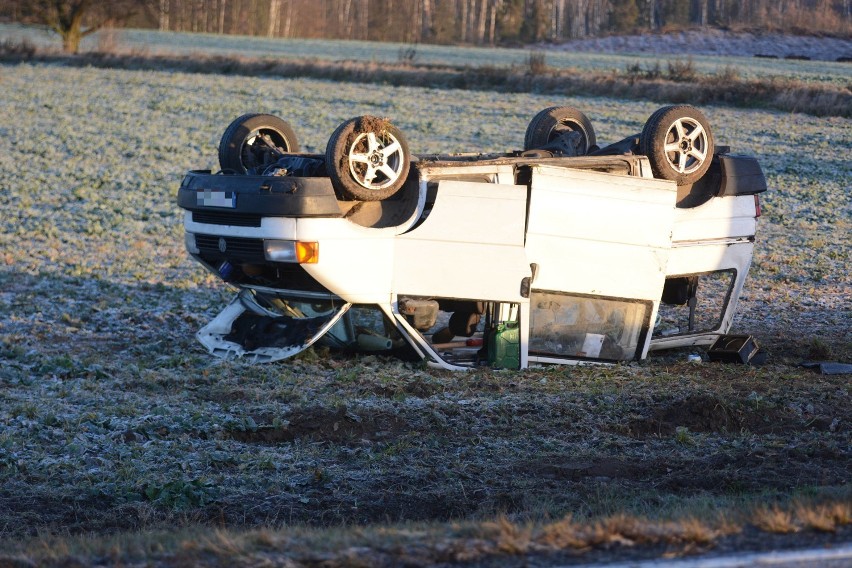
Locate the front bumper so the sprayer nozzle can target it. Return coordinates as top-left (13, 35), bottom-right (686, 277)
top-left (177, 169), bottom-right (343, 219)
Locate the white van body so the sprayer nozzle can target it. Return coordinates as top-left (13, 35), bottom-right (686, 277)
top-left (180, 145), bottom-right (764, 370)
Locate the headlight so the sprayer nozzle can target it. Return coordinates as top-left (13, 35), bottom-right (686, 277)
top-left (264, 240), bottom-right (319, 264)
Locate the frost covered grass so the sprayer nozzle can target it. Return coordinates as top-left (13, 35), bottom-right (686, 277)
top-left (2, 23), bottom-right (848, 87)
top-left (2, 24), bottom-right (850, 117)
top-left (0, 63), bottom-right (849, 565)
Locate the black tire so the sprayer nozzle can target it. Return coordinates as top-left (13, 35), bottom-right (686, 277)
top-left (218, 113), bottom-right (299, 174)
top-left (325, 116), bottom-right (410, 201)
top-left (523, 107), bottom-right (597, 155)
top-left (639, 105), bottom-right (714, 185)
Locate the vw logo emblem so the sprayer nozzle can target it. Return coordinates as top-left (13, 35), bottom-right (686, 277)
top-left (218, 237), bottom-right (227, 253)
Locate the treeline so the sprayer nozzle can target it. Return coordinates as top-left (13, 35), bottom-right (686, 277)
top-left (2, 0), bottom-right (850, 45)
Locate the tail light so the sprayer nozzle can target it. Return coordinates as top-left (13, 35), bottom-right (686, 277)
top-left (754, 195), bottom-right (762, 218)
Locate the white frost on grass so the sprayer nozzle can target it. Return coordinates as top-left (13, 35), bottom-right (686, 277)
top-left (0, 61), bottom-right (848, 534)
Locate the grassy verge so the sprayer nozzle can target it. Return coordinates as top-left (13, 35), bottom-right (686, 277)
top-left (2, 493), bottom-right (850, 566)
top-left (1, 41), bottom-right (849, 118)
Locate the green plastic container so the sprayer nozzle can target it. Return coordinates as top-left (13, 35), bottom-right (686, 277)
top-left (488, 322), bottom-right (520, 369)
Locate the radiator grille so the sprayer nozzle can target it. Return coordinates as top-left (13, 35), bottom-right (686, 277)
top-left (195, 234), bottom-right (265, 262)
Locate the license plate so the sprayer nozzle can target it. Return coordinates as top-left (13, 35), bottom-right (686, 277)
top-left (197, 190), bottom-right (236, 208)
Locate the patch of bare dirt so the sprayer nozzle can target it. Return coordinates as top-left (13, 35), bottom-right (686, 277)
top-left (227, 406), bottom-right (409, 444)
top-left (625, 393), bottom-right (804, 436)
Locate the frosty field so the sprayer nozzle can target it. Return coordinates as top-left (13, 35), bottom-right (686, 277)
top-left (0, 61), bottom-right (849, 564)
top-left (1, 63), bottom-right (848, 294)
top-left (2, 22), bottom-right (850, 87)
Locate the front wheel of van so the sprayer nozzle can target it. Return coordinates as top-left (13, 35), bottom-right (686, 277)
top-left (325, 116), bottom-right (411, 201)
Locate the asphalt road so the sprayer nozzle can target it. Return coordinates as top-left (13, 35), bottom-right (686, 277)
top-left (575, 542), bottom-right (852, 567)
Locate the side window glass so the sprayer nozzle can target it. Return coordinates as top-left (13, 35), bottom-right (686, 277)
top-left (654, 270), bottom-right (736, 337)
top-left (529, 292), bottom-right (650, 361)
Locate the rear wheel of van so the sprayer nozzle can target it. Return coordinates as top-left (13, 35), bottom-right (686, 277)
top-left (524, 107), bottom-right (597, 155)
top-left (640, 105), bottom-right (714, 185)
top-left (325, 116), bottom-right (410, 201)
top-left (219, 113), bottom-right (299, 174)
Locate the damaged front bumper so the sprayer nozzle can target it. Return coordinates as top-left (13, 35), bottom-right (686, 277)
top-left (197, 289), bottom-right (351, 363)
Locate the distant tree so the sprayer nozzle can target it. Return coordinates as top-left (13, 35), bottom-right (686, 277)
top-left (690, 0), bottom-right (708, 26)
top-left (495, 0), bottom-right (525, 43)
top-left (27, 0), bottom-right (144, 53)
top-left (2, 0), bottom-right (849, 47)
top-left (609, 0), bottom-right (639, 31)
top-left (31, 0), bottom-right (98, 53)
top-left (430, 0), bottom-right (459, 43)
top-left (661, 0), bottom-right (691, 28)
top-left (518, 0), bottom-right (547, 42)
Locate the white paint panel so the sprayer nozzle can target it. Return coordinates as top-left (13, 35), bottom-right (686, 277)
top-left (529, 180), bottom-right (674, 249)
top-left (295, 218), bottom-right (396, 304)
top-left (528, 235), bottom-right (670, 298)
top-left (672, 195), bottom-right (757, 243)
top-left (666, 241), bottom-right (754, 276)
top-left (394, 181), bottom-right (529, 300)
top-left (531, 165), bottom-right (675, 205)
top-left (403, 181), bottom-right (526, 245)
top-left (184, 211), bottom-right (298, 239)
top-left (526, 166), bottom-right (676, 301)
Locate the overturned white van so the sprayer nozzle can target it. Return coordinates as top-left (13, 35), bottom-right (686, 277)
top-left (178, 105), bottom-right (766, 370)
